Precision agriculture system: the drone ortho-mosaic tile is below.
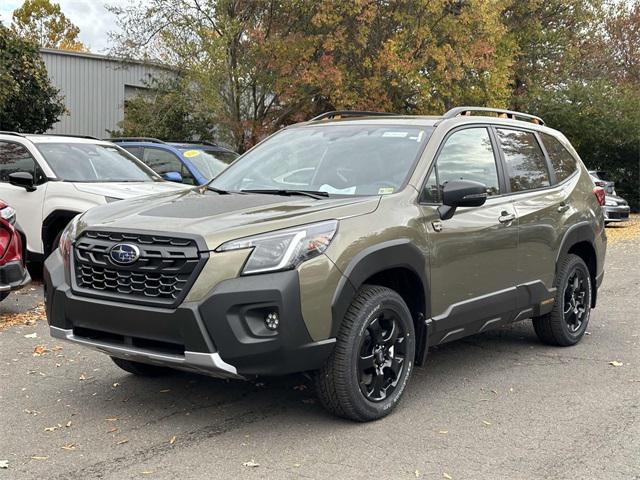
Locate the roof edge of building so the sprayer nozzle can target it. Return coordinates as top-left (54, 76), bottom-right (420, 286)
top-left (39, 48), bottom-right (176, 71)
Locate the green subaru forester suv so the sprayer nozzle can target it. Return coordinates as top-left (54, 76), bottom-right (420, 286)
top-left (45, 107), bottom-right (606, 421)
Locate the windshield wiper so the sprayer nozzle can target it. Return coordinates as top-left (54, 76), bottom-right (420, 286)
top-left (207, 186), bottom-right (231, 194)
top-left (241, 189), bottom-right (330, 199)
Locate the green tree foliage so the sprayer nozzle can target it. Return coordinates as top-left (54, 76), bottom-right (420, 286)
top-left (108, 77), bottom-right (217, 142)
top-left (519, 1), bottom-right (640, 209)
top-left (0, 25), bottom-right (66, 133)
top-left (11, 0), bottom-right (85, 51)
top-left (110, 0), bottom-right (514, 151)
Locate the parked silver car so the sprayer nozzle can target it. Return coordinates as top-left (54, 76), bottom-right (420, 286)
top-left (603, 194), bottom-right (630, 223)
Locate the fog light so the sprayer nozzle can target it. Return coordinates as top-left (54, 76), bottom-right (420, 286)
top-left (265, 311), bottom-right (279, 330)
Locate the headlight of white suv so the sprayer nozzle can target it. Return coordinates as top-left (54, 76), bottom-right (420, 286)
top-left (216, 220), bottom-right (338, 275)
top-left (59, 215), bottom-right (81, 265)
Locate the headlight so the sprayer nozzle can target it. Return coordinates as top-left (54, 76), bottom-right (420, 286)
top-left (0, 205), bottom-right (16, 225)
top-left (216, 220), bottom-right (338, 275)
top-left (604, 199), bottom-right (617, 206)
top-left (59, 215), bottom-right (81, 264)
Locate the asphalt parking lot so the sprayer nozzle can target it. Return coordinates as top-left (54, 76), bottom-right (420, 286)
top-left (1, 219), bottom-right (639, 480)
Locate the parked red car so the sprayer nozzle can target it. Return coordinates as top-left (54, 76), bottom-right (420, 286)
top-left (0, 200), bottom-right (30, 301)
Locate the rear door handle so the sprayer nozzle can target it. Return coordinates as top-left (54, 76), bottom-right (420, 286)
top-left (557, 202), bottom-right (569, 213)
top-left (499, 212), bottom-right (516, 224)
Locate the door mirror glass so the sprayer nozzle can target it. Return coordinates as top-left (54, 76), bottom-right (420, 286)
top-left (163, 171), bottom-right (183, 183)
top-left (438, 180), bottom-right (487, 220)
top-left (9, 171), bottom-right (36, 192)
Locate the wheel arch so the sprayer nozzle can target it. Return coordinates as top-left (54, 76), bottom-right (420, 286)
top-left (330, 239), bottom-right (430, 366)
top-left (556, 222), bottom-right (598, 307)
top-left (42, 210), bottom-right (80, 256)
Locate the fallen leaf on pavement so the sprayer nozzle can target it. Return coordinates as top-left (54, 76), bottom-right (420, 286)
top-left (242, 460), bottom-right (260, 468)
top-left (33, 345), bottom-right (48, 356)
top-left (107, 427), bottom-right (118, 433)
top-left (31, 456), bottom-right (48, 461)
top-left (23, 333), bottom-right (38, 338)
top-left (438, 430), bottom-right (448, 434)
top-left (169, 436), bottom-right (176, 445)
top-left (443, 473), bottom-right (453, 479)
top-left (0, 460), bottom-right (8, 468)
top-left (482, 420), bottom-right (492, 426)
top-left (61, 443), bottom-right (76, 451)
top-left (116, 439), bottom-right (129, 445)
top-left (105, 417), bottom-right (119, 422)
top-left (609, 361), bottom-right (623, 367)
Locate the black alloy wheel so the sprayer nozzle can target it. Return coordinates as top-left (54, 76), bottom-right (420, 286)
top-left (357, 310), bottom-right (408, 402)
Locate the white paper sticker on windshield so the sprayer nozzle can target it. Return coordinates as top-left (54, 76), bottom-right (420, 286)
top-left (319, 184), bottom-right (357, 195)
top-left (382, 131), bottom-right (408, 138)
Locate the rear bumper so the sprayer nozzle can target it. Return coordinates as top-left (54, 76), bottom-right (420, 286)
top-left (44, 250), bottom-right (335, 378)
top-left (0, 260), bottom-right (30, 293)
top-left (604, 205), bottom-right (630, 222)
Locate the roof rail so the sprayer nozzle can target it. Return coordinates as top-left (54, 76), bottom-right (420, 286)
top-left (108, 137), bottom-right (166, 144)
top-left (168, 140), bottom-right (219, 147)
top-left (36, 133), bottom-right (100, 140)
top-left (0, 131), bottom-right (25, 137)
top-left (442, 107), bottom-right (545, 126)
top-left (310, 111), bottom-right (398, 122)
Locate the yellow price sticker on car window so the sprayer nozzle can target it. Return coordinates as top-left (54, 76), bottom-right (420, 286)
top-left (183, 150), bottom-right (201, 158)
top-left (378, 187), bottom-right (394, 195)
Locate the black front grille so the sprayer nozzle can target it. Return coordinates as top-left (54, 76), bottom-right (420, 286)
top-left (72, 230), bottom-right (206, 307)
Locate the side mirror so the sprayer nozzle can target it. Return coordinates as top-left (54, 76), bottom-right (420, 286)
top-left (437, 180), bottom-right (487, 220)
top-left (163, 171), bottom-right (183, 183)
top-left (9, 172), bottom-right (36, 192)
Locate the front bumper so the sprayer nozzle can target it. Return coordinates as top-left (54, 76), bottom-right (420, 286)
top-left (0, 260), bottom-right (30, 294)
top-left (604, 205), bottom-right (630, 222)
top-left (44, 250), bottom-right (335, 378)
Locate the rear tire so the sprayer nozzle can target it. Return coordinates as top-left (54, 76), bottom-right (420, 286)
top-left (111, 357), bottom-right (172, 376)
top-left (532, 254), bottom-right (592, 346)
top-left (315, 285), bottom-right (415, 422)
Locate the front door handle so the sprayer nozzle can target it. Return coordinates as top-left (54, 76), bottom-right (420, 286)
top-left (557, 202), bottom-right (569, 213)
top-left (498, 212), bottom-right (516, 224)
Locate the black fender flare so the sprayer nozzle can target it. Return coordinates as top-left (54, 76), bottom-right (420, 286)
top-left (42, 210), bottom-right (81, 256)
top-left (555, 221), bottom-right (599, 304)
top-left (329, 239), bottom-right (430, 363)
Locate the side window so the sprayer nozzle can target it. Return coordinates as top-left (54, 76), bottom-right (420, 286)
top-left (142, 148), bottom-right (195, 184)
top-left (422, 128), bottom-right (500, 203)
top-left (122, 146), bottom-right (143, 159)
top-left (496, 128), bottom-right (550, 192)
top-left (540, 133), bottom-right (577, 183)
top-left (0, 141), bottom-right (38, 183)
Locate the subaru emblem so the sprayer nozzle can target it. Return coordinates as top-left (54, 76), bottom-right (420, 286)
top-left (109, 243), bottom-right (140, 265)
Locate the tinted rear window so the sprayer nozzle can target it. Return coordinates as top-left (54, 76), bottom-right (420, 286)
top-left (496, 128), bottom-right (550, 192)
top-left (540, 133), bottom-right (577, 183)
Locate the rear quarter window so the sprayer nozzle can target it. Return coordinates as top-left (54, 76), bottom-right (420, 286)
top-left (496, 128), bottom-right (550, 192)
top-left (540, 133), bottom-right (578, 183)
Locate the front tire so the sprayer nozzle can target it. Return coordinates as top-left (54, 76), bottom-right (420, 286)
top-left (532, 254), bottom-right (592, 346)
top-left (111, 357), bottom-right (172, 376)
top-left (315, 285), bottom-right (415, 422)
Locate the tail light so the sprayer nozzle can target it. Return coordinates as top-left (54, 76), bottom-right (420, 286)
top-left (0, 224), bottom-right (10, 257)
top-left (593, 187), bottom-right (605, 206)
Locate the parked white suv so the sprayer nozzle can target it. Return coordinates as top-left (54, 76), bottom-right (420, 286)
top-left (0, 132), bottom-right (187, 263)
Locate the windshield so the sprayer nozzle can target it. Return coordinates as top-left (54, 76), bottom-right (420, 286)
top-left (37, 143), bottom-right (161, 182)
top-left (178, 148), bottom-right (238, 181)
top-left (210, 125), bottom-right (433, 196)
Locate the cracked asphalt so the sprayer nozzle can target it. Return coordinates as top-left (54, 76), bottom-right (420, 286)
top-left (1, 231), bottom-right (638, 480)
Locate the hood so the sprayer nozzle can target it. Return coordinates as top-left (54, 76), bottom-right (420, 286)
top-left (79, 188), bottom-right (380, 250)
top-left (73, 181), bottom-right (187, 199)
